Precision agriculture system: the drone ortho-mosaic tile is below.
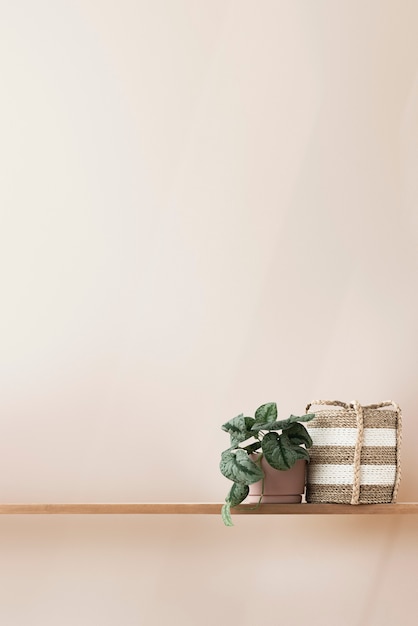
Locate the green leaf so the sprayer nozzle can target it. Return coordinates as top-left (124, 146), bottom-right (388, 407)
top-left (261, 432), bottom-right (298, 470)
top-left (254, 403), bottom-right (277, 425)
top-left (292, 446), bottom-right (310, 461)
top-left (228, 482), bottom-right (250, 507)
top-left (252, 420), bottom-right (285, 432)
top-left (220, 449), bottom-right (264, 485)
top-left (221, 483), bottom-right (250, 527)
top-left (284, 422), bottom-right (313, 448)
top-left (222, 414), bottom-right (256, 447)
top-left (221, 502), bottom-right (234, 526)
top-left (252, 413), bottom-right (315, 433)
top-left (292, 413), bottom-right (315, 423)
top-left (242, 441), bottom-right (262, 454)
top-left (221, 413), bottom-right (244, 433)
top-left (230, 432), bottom-right (253, 447)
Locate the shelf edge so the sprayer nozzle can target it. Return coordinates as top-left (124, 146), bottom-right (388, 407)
top-left (0, 503), bottom-right (417, 515)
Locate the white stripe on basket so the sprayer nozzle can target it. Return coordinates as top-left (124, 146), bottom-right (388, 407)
top-left (306, 427), bottom-right (397, 447)
top-left (308, 464), bottom-right (397, 485)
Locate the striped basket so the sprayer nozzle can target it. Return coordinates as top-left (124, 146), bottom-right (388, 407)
top-left (305, 400), bottom-right (402, 504)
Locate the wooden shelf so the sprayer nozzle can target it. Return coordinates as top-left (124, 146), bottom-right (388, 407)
top-left (0, 503), bottom-right (417, 515)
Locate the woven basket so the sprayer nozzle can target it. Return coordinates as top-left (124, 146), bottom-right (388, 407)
top-left (305, 400), bottom-right (402, 504)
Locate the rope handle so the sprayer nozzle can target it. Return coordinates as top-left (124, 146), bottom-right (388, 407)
top-left (305, 399), bottom-right (402, 504)
top-left (305, 399), bottom-right (398, 413)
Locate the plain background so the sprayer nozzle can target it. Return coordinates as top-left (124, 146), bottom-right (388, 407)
top-left (1, 1), bottom-right (418, 624)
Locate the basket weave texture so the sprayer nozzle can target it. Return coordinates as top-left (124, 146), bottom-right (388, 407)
top-left (305, 400), bottom-right (402, 505)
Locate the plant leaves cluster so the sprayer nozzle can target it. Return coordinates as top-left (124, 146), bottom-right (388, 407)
top-left (220, 402), bottom-right (315, 526)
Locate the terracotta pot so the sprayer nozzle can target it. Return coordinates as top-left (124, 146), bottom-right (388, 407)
top-left (246, 456), bottom-right (307, 504)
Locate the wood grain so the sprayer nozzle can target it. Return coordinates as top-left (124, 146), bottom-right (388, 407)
top-left (0, 503), bottom-right (417, 514)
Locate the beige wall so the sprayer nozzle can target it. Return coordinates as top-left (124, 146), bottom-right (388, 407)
top-left (1, 1), bottom-right (418, 624)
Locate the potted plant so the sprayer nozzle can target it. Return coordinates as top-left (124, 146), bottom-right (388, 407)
top-left (220, 402), bottom-right (315, 526)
